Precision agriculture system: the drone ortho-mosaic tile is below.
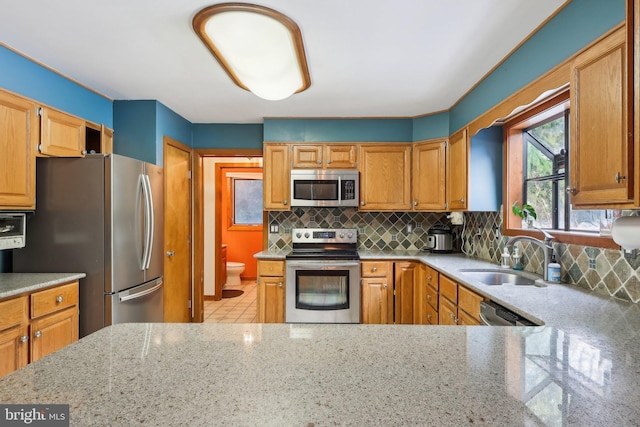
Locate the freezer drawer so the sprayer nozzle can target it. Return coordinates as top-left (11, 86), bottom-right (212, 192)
top-left (105, 278), bottom-right (164, 326)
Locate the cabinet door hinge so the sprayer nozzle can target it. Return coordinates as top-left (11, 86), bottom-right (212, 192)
top-left (188, 300), bottom-right (192, 309)
top-left (35, 107), bottom-right (42, 116)
top-left (444, 202), bottom-right (449, 209)
top-left (187, 170), bottom-right (192, 179)
top-left (444, 141), bottom-right (448, 148)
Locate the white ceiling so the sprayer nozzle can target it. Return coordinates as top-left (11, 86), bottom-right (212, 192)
top-left (0, 0), bottom-right (567, 124)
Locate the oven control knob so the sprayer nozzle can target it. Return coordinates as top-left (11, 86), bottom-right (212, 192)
top-left (347, 232), bottom-right (353, 238)
top-left (296, 232), bottom-right (302, 238)
top-left (339, 233), bottom-right (345, 238)
top-left (304, 232), bottom-right (310, 238)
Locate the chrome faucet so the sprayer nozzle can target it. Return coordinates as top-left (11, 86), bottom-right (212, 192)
top-left (505, 229), bottom-right (554, 281)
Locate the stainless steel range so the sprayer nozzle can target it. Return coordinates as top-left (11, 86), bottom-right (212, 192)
top-left (285, 228), bottom-right (360, 323)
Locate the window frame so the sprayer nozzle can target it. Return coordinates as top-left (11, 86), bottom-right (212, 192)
top-left (503, 89), bottom-right (618, 249)
top-left (227, 174), bottom-right (264, 231)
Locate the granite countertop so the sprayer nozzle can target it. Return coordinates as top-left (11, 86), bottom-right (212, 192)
top-left (256, 250), bottom-right (640, 337)
top-left (0, 322), bottom-right (638, 425)
top-left (0, 273), bottom-right (86, 299)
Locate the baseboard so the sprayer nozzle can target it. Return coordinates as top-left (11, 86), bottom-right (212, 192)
top-left (204, 295), bottom-right (216, 301)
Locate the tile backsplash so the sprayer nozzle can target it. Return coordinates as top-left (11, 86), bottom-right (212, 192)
top-left (268, 208), bottom-right (453, 251)
top-left (269, 208), bottom-right (640, 304)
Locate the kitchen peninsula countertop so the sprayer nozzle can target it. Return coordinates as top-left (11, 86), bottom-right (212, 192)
top-left (0, 322), bottom-right (638, 426)
top-left (0, 272), bottom-right (86, 299)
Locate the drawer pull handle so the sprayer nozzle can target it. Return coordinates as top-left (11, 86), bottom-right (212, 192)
top-left (20, 336), bottom-right (28, 343)
top-left (383, 283), bottom-right (387, 288)
top-left (278, 282), bottom-right (283, 288)
top-left (427, 314), bottom-right (432, 319)
top-left (615, 172), bottom-right (627, 183)
top-left (427, 295), bottom-right (432, 300)
top-left (56, 296), bottom-right (63, 303)
top-left (34, 331), bottom-right (42, 338)
top-left (372, 267), bottom-right (377, 272)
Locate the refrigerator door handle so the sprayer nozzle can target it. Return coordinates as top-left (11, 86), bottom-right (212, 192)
top-left (143, 174), bottom-right (154, 270)
top-left (119, 280), bottom-right (163, 302)
top-left (139, 174), bottom-right (150, 271)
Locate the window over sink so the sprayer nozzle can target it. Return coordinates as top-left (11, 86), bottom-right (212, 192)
top-left (504, 89), bottom-right (617, 247)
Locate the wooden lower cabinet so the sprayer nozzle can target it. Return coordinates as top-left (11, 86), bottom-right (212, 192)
top-left (257, 260), bottom-right (285, 323)
top-left (394, 261), bottom-right (418, 324)
top-left (438, 274), bottom-right (484, 326)
top-left (361, 260), bottom-right (419, 325)
top-left (360, 261), bottom-right (393, 324)
top-left (360, 261), bottom-right (486, 326)
top-left (0, 281), bottom-right (79, 378)
top-left (30, 306), bottom-right (78, 362)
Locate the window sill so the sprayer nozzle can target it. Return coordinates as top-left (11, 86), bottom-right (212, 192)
top-left (503, 228), bottom-right (619, 249)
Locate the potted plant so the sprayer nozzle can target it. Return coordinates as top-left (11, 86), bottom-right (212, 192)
top-left (512, 201), bottom-right (537, 228)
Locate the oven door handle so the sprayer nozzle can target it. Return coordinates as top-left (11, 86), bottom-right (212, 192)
top-left (286, 260), bottom-right (359, 269)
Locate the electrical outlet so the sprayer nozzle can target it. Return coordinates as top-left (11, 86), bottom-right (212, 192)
top-left (489, 240), bottom-right (494, 249)
top-left (269, 224), bottom-right (279, 233)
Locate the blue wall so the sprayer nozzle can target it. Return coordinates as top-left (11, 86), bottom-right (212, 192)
top-left (113, 100), bottom-right (192, 166)
top-left (413, 112), bottom-right (450, 141)
top-left (264, 118), bottom-right (413, 142)
top-left (469, 126), bottom-right (503, 211)
top-left (0, 45), bottom-right (113, 127)
top-left (193, 123), bottom-right (264, 149)
top-left (156, 102), bottom-right (193, 165)
top-left (113, 100), bottom-right (158, 164)
top-left (450, 0), bottom-right (625, 133)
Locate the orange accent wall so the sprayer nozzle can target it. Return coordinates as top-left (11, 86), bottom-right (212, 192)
top-left (220, 167), bottom-right (263, 279)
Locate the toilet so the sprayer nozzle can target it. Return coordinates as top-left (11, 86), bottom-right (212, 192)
top-left (226, 262), bottom-right (245, 287)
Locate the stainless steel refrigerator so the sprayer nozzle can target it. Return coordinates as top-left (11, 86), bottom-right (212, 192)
top-left (14, 154), bottom-right (164, 338)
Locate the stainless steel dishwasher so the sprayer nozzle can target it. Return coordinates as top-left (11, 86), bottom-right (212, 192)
top-left (479, 301), bottom-right (538, 326)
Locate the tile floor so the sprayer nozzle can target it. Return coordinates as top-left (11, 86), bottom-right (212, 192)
top-left (203, 280), bottom-right (257, 323)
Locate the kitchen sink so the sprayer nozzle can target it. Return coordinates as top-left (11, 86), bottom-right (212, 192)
top-left (458, 269), bottom-right (538, 286)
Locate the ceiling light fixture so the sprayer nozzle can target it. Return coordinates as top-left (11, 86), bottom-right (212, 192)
top-left (193, 3), bottom-right (311, 101)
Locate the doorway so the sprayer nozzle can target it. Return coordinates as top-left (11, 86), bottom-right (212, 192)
top-left (192, 149), bottom-right (263, 322)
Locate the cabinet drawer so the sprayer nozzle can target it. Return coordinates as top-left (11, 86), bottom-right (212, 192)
top-left (425, 266), bottom-right (439, 290)
top-left (424, 301), bottom-right (438, 325)
top-left (458, 285), bottom-right (484, 321)
top-left (425, 283), bottom-right (438, 311)
top-left (439, 275), bottom-right (458, 303)
top-left (30, 282), bottom-right (79, 319)
top-left (361, 261), bottom-right (391, 277)
top-left (0, 296), bottom-right (28, 332)
top-left (457, 309), bottom-right (481, 326)
top-left (258, 260), bottom-right (284, 277)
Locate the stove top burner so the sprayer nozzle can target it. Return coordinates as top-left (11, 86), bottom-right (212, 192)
top-left (287, 228), bottom-right (359, 260)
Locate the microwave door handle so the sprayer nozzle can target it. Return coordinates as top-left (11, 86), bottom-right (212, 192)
top-left (338, 176), bottom-right (342, 204)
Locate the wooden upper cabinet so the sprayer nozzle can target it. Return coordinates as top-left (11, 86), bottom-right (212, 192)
top-left (570, 27), bottom-right (631, 207)
top-left (446, 127), bottom-right (469, 211)
top-left (413, 139), bottom-right (446, 210)
top-left (0, 90), bottom-right (37, 210)
top-left (101, 125), bottom-right (114, 154)
top-left (291, 143), bottom-right (357, 169)
top-left (359, 144), bottom-right (412, 211)
top-left (39, 107), bottom-right (86, 157)
top-left (324, 144), bottom-right (357, 168)
top-left (292, 144), bottom-right (323, 168)
top-left (263, 144), bottom-right (291, 210)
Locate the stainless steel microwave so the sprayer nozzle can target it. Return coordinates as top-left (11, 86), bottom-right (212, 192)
top-left (290, 169), bottom-right (359, 207)
top-left (0, 213), bottom-right (26, 250)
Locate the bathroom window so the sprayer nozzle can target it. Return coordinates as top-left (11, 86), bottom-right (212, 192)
top-left (228, 174), bottom-right (263, 230)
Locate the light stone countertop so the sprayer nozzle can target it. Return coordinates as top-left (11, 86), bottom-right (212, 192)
top-left (0, 273), bottom-right (86, 299)
top-left (255, 250), bottom-right (640, 342)
top-left (0, 322), bottom-right (638, 426)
